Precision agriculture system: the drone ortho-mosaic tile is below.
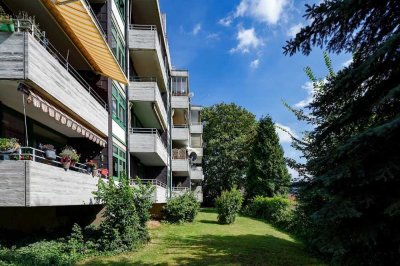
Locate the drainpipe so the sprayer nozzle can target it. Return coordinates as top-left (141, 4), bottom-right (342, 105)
top-left (125, 0), bottom-right (130, 179)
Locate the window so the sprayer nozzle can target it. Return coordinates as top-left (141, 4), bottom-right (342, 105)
top-left (111, 20), bottom-right (126, 71)
top-left (171, 76), bottom-right (188, 95)
top-left (112, 84), bottom-right (126, 128)
top-left (114, 0), bottom-right (125, 21)
top-left (113, 145), bottom-right (126, 180)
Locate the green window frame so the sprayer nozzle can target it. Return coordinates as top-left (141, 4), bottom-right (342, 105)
top-left (113, 145), bottom-right (126, 180)
top-left (112, 84), bottom-right (126, 129)
top-left (111, 19), bottom-right (126, 71)
top-left (114, 0), bottom-right (125, 22)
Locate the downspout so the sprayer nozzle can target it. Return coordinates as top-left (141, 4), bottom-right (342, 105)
top-left (125, 0), bottom-right (130, 179)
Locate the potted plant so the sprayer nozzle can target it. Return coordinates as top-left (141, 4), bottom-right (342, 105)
top-left (0, 138), bottom-right (20, 154)
top-left (86, 160), bottom-right (98, 177)
top-left (0, 7), bottom-right (14, 32)
top-left (59, 146), bottom-right (80, 170)
top-left (40, 144), bottom-right (56, 160)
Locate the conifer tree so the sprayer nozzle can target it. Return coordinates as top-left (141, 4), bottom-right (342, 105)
top-left (284, 1), bottom-right (400, 265)
top-left (246, 116), bottom-right (290, 200)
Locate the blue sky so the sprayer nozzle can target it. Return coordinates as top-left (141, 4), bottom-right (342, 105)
top-left (159, 0), bottom-right (351, 179)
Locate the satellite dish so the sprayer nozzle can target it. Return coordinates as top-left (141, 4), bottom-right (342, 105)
top-left (189, 152), bottom-right (197, 162)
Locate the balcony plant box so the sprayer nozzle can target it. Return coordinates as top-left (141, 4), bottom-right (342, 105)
top-left (41, 144), bottom-right (57, 160)
top-left (0, 12), bottom-right (14, 32)
top-left (60, 146), bottom-right (80, 171)
top-left (86, 160), bottom-right (98, 177)
top-left (0, 138), bottom-right (20, 154)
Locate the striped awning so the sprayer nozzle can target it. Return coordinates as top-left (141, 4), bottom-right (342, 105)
top-left (26, 91), bottom-right (107, 147)
top-left (42, 0), bottom-right (128, 84)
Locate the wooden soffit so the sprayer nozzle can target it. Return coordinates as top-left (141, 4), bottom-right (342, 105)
top-left (42, 0), bottom-right (128, 84)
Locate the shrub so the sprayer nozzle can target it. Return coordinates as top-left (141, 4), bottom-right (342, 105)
top-left (215, 188), bottom-right (243, 224)
top-left (94, 176), bottom-right (153, 252)
top-left (246, 196), bottom-right (294, 229)
top-left (163, 192), bottom-right (200, 223)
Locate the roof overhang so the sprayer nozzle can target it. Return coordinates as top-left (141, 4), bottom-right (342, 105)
top-left (42, 0), bottom-right (128, 84)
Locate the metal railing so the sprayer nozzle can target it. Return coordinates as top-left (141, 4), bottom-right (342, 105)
top-left (129, 128), bottom-right (167, 149)
top-left (130, 179), bottom-right (167, 188)
top-left (13, 18), bottom-right (108, 109)
top-left (129, 76), bottom-right (157, 82)
top-left (190, 122), bottom-right (202, 126)
top-left (0, 147), bottom-right (91, 174)
top-left (129, 24), bottom-right (157, 31)
top-left (172, 91), bottom-right (189, 96)
top-left (173, 124), bottom-right (189, 128)
top-left (172, 148), bottom-right (187, 160)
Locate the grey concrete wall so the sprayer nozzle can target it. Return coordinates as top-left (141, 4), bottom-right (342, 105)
top-left (0, 161), bottom-right (26, 207)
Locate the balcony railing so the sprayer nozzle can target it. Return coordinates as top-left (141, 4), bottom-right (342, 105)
top-left (130, 179), bottom-right (166, 188)
top-left (13, 18), bottom-right (107, 109)
top-left (0, 147), bottom-right (94, 175)
top-left (172, 91), bottom-right (189, 96)
top-left (173, 124), bottom-right (189, 128)
top-left (130, 128), bottom-right (167, 149)
top-left (172, 148), bottom-right (187, 160)
top-left (129, 76), bottom-right (157, 82)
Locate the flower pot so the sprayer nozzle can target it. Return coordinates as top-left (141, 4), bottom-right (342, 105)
top-left (62, 161), bottom-right (71, 170)
top-left (0, 147), bottom-right (18, 154)
top-left (45, 150), bottom-right (56, 160)
top-left (0, 23), bottom-right (14, 32)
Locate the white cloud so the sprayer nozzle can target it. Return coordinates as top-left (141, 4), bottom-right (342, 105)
top-left (192, 23), bottom-right (201, 35)
top-left (219, 0), bottom-right (289, 27)
top-left (250, 59), bottom-right (260, 69)
top-left (206, 33), bottom-right (220, 40)
top-left (230, 27), bottom-right (262, 53)
top-left (342, 58), bottom-right (353, 67)
top-left (287, 23), bottom-right (303, 38)
top-left (294, 81), bottom-right (314, 108)
top-left (275, 123), bottom-right (298, 144)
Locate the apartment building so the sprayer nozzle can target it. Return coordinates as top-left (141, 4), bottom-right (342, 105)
top-left (0, 0), bottom-right (202, 231)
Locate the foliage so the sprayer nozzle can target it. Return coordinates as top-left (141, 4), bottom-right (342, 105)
top-left (59, 146), bottom-right (80, 162)
top-left (163, 192), bottom-right (200, 223)
top-left (94, 176), bottom-right (153, 251)
top-left (246, 116), bottom-right (291, 200)
top-left (215, 188), bottom-right (243, 224)
top-left (202, 103), bottom-right (257, 205)
top-left (0, 138), bottom-right (20, 152)
top-left (245, 196), bottom-right (294, 230)
top-left (283, 1), bottom-right (400, 265)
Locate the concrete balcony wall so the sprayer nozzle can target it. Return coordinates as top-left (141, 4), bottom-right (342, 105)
top-left (128, 27), bottom-right (168, 91)
top-left (129, 81), bottom-right (168, 127)
top-left (129, 131), bottom-right (168, 166)
top-left (172, 127), bottom-right (189, 141)
top-left (171, 95), bottom-right (189, 109)
top-left (190, 123), bottom-right (203, 134)
top-left (172, 159), bottom-right (190, 175)
top-left (0, 32), bottom-right (108, 136)
top-left (0, 161), bottom-right (100, 207)
top-left (190, 167), bottom-right (204, 181)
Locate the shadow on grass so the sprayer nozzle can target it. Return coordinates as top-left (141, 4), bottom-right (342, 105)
top-left (197, 219), bottom-right (219, 225)
top-left (82, 233), bottom-right (323, 266)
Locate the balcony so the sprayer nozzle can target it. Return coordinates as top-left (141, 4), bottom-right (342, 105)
top-left (172, 148), bottom-right (190, 176)
top-left (129, 128), bottom-right (168, 166)
top-left (0, 24), bottom-right (108, 136)
top-left (190, 166), bottom-right (204, 181)
top-left (130, 179), bottom-right (167, 204)
top-left (172, 125), bottom-right (190, 142)
top-left (0, 147), bottom-right (104, 207)
top-left (129, 25), bottom-right (168, 91)
top-left (190, 122), bottom-right (203, 134)
top-left (171, 187), bottom-right (190, 198)
top-left (129, 77), bottom-right (168, 129)
top-left (171, 95), bottom-right (189, 109)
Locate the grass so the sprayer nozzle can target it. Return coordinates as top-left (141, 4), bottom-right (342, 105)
top-left (78, 209), bottom-right (324, 266)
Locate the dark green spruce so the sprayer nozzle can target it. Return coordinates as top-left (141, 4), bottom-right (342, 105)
top-left (283, 0), bottom-right (400, 265)
top-left (246, 116), bottom-right (290, 200)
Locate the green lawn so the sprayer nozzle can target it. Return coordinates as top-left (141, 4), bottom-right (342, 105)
top-left (78, 209), bottom-right (324, 266)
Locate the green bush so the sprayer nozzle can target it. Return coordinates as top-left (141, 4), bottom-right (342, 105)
top-left (246, 196), bottom-right (294, 229)
top-left (215, 188), bottom-right (243, 224)
top-left (163, 192), bottom-right (200, 223)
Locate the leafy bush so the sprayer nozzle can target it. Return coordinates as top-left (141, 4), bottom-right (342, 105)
top-left (163, 192), bottom-right (200, 223)
top-left (94, 176), bottom-right (153, 251)
top-left (245, 196), bottom-right (294, 229)
top-left (215, 188), bottom-right (243, 224)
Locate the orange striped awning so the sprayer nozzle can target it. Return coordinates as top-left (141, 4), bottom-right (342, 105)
top-left (42, 0), bottom-right (128, 85)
